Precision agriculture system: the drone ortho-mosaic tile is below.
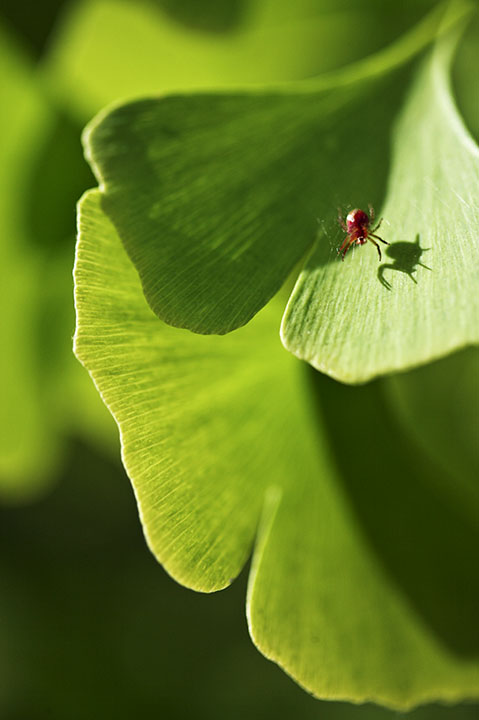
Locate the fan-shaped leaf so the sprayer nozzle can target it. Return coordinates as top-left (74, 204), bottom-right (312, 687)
top-left (83, 3), bottom-right (452, 336)
top-left (75, 189), bottom-right (479, 707)
top-left (282, 20), bottom-right (479, 382)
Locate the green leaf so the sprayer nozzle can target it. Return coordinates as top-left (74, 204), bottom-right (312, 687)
top-left (452, 9), bottom-right (479, 141)
top-left (74, 189), bottom-right (479, 708)
top-left (383, 347), bottom-right (479, 520)
top-left (42, 0), bottom-right (436, 119)
top-left (248, 369), bottom-right (479, 709)
top-left (74, 189), bottom-right (317, 589)
top-left (85, 91), bottom-right (330, 334)
top-left (83, 2), bottom-right (451, 336)
top-left (282, 16), bottom-right (479, 382)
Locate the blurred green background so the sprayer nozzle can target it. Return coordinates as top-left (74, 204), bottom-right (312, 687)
top-left (0, 0), bottom-right (477, 717)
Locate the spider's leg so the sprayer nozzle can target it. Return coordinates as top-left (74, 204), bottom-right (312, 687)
top-left (368, 204), bottom-right (375, 222)
top-left (368, 237), bottom-right (382, 261)
top-left (338, 234), bottom-right (350, 254)
top-left (370, 217), bottom-right (383, 234)
top-left (338, 235), bottom-right (354, 261)
top-left (338, 208), bottom-right (347, 231)
top-left (370, 232), bottom-right (389, 245)
top-left (342, 239), bottom-right (356, 261)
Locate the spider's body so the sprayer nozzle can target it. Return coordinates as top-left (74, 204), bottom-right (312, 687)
top-left (338, 205), bottom-right (389, 261)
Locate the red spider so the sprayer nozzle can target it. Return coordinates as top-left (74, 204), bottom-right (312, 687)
top-left (338, 205), bottom-right (389, 261)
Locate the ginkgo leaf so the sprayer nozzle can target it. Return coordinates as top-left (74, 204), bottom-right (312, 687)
top-left (383, 346), bottom-right (479, 520)
top-left (82, 2), bottom-right (453, 336)
top-left (248, 368), bottom-right (479, 709)
top-left (74, 189), bottom-right (318, 590)
top-left (282, 17), bottom-right (479, 382)
top-left (74, 189), bottom-right (479, 709)
top-left (452, 8), bottom-right (479, 141)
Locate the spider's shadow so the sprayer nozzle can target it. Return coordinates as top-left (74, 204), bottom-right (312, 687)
top-left (378, 234), bottom-right (431, 290)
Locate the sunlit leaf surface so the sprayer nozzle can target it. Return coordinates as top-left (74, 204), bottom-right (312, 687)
top-left (74, 190), bottom-right (479, 707)
top-left (75, 190), bottom-right (318, 589)
top-left (282, 23), bottom-right (479, 381)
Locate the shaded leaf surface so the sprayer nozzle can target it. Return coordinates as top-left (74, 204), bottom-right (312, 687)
top-left (452, 9), bottom-right (479, 141)
top-left (384, 347), bottom-right (479, 519)
top-left (85, 60), bottom-right (415, 334)
top-left (248, 369), bottom-right (479, 709)
top-left (157, 0), bottom-right (249, 32)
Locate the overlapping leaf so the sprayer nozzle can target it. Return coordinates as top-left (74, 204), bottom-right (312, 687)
top-left (75, 190), bottom-right (316, 590)
top-left (282, 18), bottom-right (479, 381)
top-left (452, 9), bottom-right (479, 140)
top-left (73, 0), bottom-right (479, 709)
top-left (81, 2), bottom-right (478, 382)
top-left (383, 347), bottom-right (479, 519)
top-left (75, 190), bottom-right (479, 708)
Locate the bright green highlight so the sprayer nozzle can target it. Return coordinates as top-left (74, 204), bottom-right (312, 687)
top-left (74, 189), bottom-right (314, 590)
